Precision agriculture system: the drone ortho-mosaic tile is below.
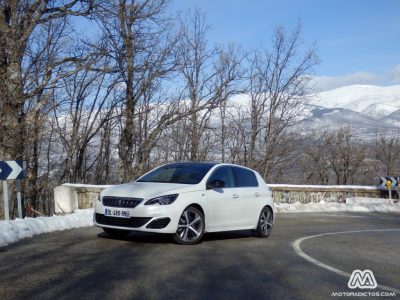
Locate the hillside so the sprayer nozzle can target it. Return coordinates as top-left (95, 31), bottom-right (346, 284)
top-left (311, 84), bottom-right (400, 119)
top-left (304, 84), bottom-right (400, 135)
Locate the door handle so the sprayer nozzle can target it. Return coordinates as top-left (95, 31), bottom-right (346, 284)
top-left (233, 194), bottom-right (239, 199)
top-left (255, 192), bottom-right (260, 197)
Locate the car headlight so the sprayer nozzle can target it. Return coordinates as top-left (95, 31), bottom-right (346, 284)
top-left (145, 194), bottom-right (179, 205)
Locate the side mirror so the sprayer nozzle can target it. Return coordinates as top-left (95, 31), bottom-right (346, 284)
top-left (207, 179), bottom-right (225, 190)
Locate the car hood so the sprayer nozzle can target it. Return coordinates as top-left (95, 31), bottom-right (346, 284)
top-left (101, 182), bottom-right (201, 199)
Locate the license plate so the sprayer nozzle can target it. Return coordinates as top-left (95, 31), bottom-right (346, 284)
top-left (104, 208), bottom-right (130, 218)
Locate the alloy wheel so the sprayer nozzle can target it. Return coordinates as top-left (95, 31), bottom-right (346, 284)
top-left (257, 207), bottom-right (273, 237)
top-left (175, 207), bottom-right (204, 244)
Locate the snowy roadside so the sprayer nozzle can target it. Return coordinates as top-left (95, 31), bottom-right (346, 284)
top-left (1, 202), bottom-right (400, 247)
top-left (0, 209), bottom-right (94, 247)
top-left (276, 201), bottom-right (400, 213)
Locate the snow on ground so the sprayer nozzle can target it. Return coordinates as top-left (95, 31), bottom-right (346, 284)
top-left (276, 200), bottom-right (400, 213)
top-left (0, 209), bottom-right (93, 247)
top-left (0, 201), bottom-right (399, 247)
top-left (62, 183), bottom-right (112, 189)
top-left (268, 183), bottom-right (379, 190)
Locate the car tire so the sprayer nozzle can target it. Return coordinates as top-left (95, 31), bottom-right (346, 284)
top-left (256, 206), bottom-right (273, 238)
top-left (102, 227), bottom-right (130, 237)
top-left (173, 206), bottom-right (205, 245)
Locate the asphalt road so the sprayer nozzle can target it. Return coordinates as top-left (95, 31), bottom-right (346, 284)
top-left (0, 212), bottom-right (399, 300)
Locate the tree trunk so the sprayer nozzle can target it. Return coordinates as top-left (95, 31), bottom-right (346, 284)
top-left (0, 59), bottom-right (25, 160)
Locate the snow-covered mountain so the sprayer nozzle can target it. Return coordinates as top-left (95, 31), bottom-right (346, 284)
top-left (304, 84), bottom-right (400, 135)
top-left (214, 84), bottom-right (400, 137)
top-left (302, 106), bottom-right (394, 135)
top-left (311, 85), bottom-right (400, 119)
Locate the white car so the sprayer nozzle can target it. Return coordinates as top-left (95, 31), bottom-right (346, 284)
top-left (94, 162), bottom-right (275, 245)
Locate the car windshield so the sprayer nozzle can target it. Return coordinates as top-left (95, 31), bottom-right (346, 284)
top-left (137, 163), bottom-right (216, 184)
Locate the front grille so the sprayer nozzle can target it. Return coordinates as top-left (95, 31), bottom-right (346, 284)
top-left (95, 213), bottom-right (151, 228)
top-left (102, 196), bottom-right (143, 208)
top-left (146, 218), bottom-right (171, 229)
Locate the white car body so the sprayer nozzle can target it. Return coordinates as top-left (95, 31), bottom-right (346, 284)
top-left (94, 163), bottom-right (274, 242)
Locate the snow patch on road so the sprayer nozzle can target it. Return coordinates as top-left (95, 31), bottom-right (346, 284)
top-left (268, 183), bottom-right (379, 190)
top-left (276, 200), bottom-right (400, 213)
top-left (0, 209), bottom-right (93, 247)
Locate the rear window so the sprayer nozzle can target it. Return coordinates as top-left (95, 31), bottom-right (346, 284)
top-left (233, 167), bottom-right (259, 187)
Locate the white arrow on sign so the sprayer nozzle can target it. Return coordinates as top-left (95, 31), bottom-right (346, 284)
top-left (380, 177), bottom-right (387, 187)
top-left (389, 176), bottom-right (398, 186)
top-left (6, 161), bottom-right (23, 180)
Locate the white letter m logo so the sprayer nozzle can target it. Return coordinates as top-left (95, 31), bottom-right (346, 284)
top-left (348, 269), bottom-right (377, 289)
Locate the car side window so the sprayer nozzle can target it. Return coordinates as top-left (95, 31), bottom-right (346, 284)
top-left (233, 167), bottom-right (259, 187)
top-left (207, 167), bottom-right (235, 188)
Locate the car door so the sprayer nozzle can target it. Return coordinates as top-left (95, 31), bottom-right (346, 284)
top-left (232, 166), bottom-right (261, 226)
top-left (205, 166), bottom-right (246, 231)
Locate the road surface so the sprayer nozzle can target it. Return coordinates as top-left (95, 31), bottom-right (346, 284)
top-left (0, 212), bottom-right (399, 299)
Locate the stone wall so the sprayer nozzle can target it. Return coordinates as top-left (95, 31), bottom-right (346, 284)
top-left (54, 184), bottom-right (111, 214)
top-left (269, 184), bottom-right (386, 204)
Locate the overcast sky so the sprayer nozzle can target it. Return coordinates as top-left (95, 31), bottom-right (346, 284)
top-left (170, 0), bottom-right (400, 91)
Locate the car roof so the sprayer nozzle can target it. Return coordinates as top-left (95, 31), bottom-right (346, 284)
top-left (162, 162), bottom-right (260, 176)
top-left (164, 162), bottom-right (254, 170)
top-left (164, 162), bottom-right (219, 168)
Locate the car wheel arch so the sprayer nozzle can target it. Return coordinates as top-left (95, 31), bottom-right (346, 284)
top-left (186, 203), bottom-right (204, 217)
top-left (263, 204), bottom-right (275, 223)
top-left (265, 204), bottom-right (274, 216)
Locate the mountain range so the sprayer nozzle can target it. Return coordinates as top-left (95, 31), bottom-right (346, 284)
top-left (302, 84), bottom-right (400, 136)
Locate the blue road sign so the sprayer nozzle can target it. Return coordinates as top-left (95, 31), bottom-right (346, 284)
top-left (0, 160), bottom-right (26, 180)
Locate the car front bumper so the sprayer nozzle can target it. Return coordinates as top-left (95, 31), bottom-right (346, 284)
top-left (94, 201), bottom-right (181, 234)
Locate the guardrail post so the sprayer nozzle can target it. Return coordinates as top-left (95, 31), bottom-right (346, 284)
top-left (16, 179), bottom-right (22, 218)
top-left (2, 181), bottom-right (9, 220)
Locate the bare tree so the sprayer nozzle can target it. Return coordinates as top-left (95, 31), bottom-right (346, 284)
top-left (0, 1), bottom-right (95, 217)
top-left (94, 0), bottom-right (179, 182)
top-left (241, 24), bottom-right (318, 180)
top-left (94, 116), bottom-right (118, 184)
top-left (22, 16), bottom-right (79, 214)
top-left (374, 133), bottom-right (400, 176)
top-left (0, 0), bottom-right (94, 160)
top-left (318, 127), bottom-right (366, 185)
top-left (177, 9), bottom-right (241, 161)
top-left (224, 103), bottom-right (249, 165)
top-left (301, 132), bottom-right (332, 184)
top-left (52, 66), bottom-right (119, 184)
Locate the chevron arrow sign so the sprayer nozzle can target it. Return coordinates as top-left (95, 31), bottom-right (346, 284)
top-left (0, 161), bottom-right (26, 180)
top-left (379, 176), bottom-right (399, 190)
